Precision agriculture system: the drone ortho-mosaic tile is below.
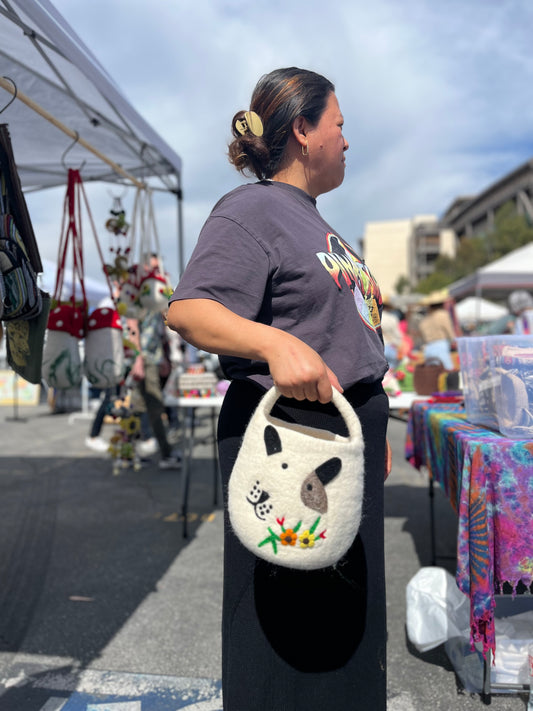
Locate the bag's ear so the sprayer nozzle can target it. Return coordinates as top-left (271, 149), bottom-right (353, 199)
top-left (315, 457), bottom-right (342, 486)
top-left (264, 425), bottom-right (282, 455)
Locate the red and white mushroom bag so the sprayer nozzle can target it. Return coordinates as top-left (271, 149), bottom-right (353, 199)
top-left (228, 386), bottom-right (365, 570)
top-left (41, 304), bottom-right (84, 389)
top-left (84, 306), bottom-right (124, 389)
top-left (138, 270), bottom-right (171, 312)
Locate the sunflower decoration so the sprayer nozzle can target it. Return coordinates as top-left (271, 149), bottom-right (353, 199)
top-left (108, 409), bottom-right (142, 474)
top-left (120, 414), bottom-right (140, 438)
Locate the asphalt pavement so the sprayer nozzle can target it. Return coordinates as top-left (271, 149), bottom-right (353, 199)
top-left (0, 396), bottom-right (529, 710)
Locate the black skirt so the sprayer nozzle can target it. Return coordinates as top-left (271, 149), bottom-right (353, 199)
top-left (217, 379), bottom-right (388, 711)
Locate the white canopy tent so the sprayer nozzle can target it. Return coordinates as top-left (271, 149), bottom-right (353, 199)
top-left (454, 296), bottom-right (508, 326)
top-left (0, 0), bottom-right (185, 272)
top-left (447, 242), bottom-right (533, 303)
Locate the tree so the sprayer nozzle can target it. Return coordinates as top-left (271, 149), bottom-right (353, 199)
top-left (394, 275), bottom-right (412, 295)
top-left (486, 201), bottom-right (533, 259)
top-left (414, 201), bottom-right (533, 293)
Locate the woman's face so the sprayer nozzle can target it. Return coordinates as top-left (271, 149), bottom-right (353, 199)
top-left (306, 92), bottom-right (349, 197)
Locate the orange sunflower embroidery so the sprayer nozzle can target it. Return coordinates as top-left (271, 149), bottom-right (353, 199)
top-left (280, 529), bottom-right (297, 546)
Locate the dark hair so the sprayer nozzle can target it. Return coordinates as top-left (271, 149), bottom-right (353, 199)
top-left (228, 67), bottom-right (335, 180)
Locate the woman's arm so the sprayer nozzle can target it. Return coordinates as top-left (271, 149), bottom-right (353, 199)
top-left (167, 298), bottom-right (341, 403)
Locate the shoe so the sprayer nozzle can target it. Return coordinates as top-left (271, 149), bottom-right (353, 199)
top-left (137, 437), bottom-right (158, 456)
top-left (85, 436), bottom-right (109, 453)
top-left (158, 455), bottom-right (182, 470)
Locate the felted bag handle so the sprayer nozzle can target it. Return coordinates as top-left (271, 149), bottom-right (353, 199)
top-left (260, 386), bottom-right (362, 443)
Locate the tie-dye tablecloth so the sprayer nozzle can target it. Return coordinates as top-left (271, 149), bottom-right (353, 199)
top-left (406, 401), bottom-right (533, 657)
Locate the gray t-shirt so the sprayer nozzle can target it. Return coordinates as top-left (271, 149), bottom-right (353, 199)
top-left (170, 180), bottom-right (388, 390)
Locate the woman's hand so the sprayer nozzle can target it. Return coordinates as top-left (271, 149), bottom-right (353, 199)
top-left (130, 353), bottom-right (145, 382)
top-left (267, 332), bottom-right (341, 403)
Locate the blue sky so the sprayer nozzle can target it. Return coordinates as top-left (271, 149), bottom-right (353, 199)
top-left (25, 0), bottom-right (533, 284)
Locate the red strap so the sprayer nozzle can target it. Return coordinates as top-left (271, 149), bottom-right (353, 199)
top-left (53, 169), bottom-right (88, 322)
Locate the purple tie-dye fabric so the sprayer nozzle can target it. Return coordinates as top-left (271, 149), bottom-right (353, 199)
top-left (405, 401), bottom-right (533, 657)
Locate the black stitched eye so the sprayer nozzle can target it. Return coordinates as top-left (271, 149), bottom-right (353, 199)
top-left (282, 463), bottom-right (288, 469)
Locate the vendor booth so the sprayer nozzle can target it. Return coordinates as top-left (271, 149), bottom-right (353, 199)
top-left (0, 0), bottom-right (184, 272)
top-left (0, 0), bottom-right (184, 418)
top-left (405, 331), bottom-right (533, 697)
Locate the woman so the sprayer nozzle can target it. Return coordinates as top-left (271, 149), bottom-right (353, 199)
top-left (167, 67), bottom-right (390, 711)
top-left (418, 296), bottom-right (456, 370)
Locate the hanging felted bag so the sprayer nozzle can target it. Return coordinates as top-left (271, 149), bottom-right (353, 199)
top-left (0, 180), bottom-right (42, 322)
top-left (6, 291), bottom-right (51, 384)
top-left (137, 268), bottom-right (172, 312)
top-left (228, 386), bottom-right (365, 570)
top-left (84, 305), bottom-right (125, 389)
top-left (41, 170), bottom-right (89, 390)
top-left (41, 303), bottom-right (83, 389)
top-left (124, 187), bottom-right (172, 314)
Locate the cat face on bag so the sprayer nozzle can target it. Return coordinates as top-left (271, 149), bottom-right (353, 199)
top-left (246, 424), bottom-right (342, 524)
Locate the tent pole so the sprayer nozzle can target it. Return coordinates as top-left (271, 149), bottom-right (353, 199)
top-left (174, 175), bottom-right (184, 278)
top-left (0, 76), bottom-right (144, 188)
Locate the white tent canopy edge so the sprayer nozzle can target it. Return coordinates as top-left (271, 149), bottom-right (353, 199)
top-left (447, 242), bottom-right (533, 303)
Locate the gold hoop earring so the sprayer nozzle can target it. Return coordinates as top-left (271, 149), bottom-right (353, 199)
top-left (301, 143), bottom-right (309, 156)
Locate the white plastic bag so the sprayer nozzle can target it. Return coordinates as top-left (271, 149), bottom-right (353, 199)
top-left (406, 567), bottom-right (471, 652)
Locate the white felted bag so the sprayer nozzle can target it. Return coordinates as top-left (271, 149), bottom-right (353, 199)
top-left (84, 306), bottom-right (125, 389)
top-left (41, 304), bottom-right (83, 389)
top-left (228, 386), bottom-right (365, 570)
top-left (137, 269), bottom-right (172, 312)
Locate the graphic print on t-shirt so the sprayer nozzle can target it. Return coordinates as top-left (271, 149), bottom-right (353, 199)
top-left (316, 232), bottom-right (382, 331)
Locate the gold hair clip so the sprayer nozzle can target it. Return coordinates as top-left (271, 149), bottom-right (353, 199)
top-left (235, 110), bottom-right (263, 137)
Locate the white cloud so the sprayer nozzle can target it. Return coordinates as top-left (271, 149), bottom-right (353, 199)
top-left (27, 0), bottom-right (533, 285)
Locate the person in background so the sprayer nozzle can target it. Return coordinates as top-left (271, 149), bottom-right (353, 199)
top-left (508, 289), bottom-right (533, 335)
top-left (85, 292), bottom-right (122, 453)
top-left (160, 319), bottom-right (183, 436)
top-left (129, 309), bottom-right (181, 469)
top-left (380, 299), bottom-right (403, 369)
top-left (418, 295), bottom-right (456, 370)
top-left (167, 67), bottom-right (390, 711)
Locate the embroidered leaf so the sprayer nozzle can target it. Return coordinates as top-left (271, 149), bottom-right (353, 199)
top-left (258, 527), bottom-right (281, 555)
top-left (309, 516), bottom-right (321, 535)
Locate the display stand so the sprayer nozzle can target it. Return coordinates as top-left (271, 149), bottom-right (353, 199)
top-left (164, 394), bottom-right (224, 538)
top-left (5, 373), bottom-right (27, 422)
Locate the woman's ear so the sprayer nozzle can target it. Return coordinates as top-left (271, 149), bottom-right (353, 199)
top-left (292, 115), bottom-right (308, 150)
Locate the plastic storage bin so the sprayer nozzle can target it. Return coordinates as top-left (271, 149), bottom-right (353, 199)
top-left (489, 335), bottom-right (533, 439)
top-left (457, 336), bottom-right (500, 430)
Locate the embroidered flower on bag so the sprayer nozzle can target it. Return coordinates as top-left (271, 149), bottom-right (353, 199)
top-left (280, 529), bottom-right (298, 546)
top-left (299, 530), bottom-right (316, 548)
top-left (258, 516), bottom-right (326, 555)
